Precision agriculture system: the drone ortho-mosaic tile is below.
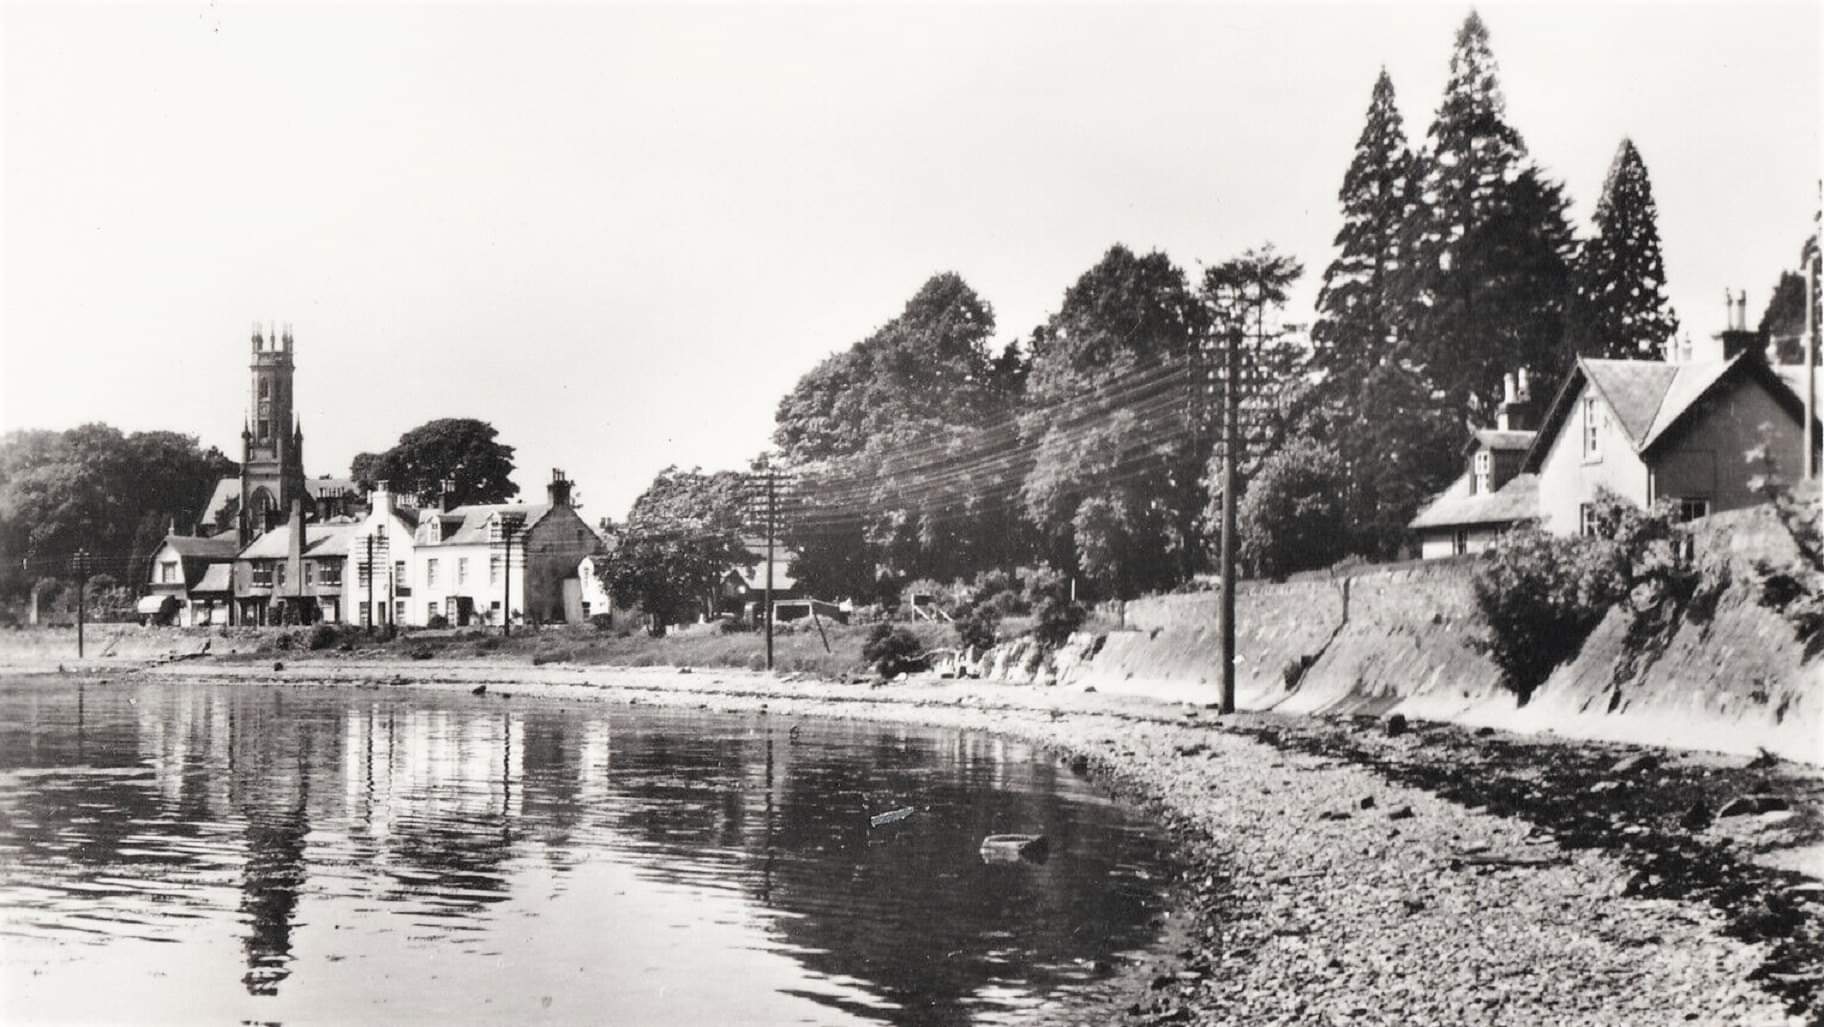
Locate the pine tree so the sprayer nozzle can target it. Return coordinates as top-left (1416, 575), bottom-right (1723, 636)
top-left (1402, 10), bottom-right (1576, 426)
top-left (1312, 69), bottom-right (1415, 389)
top-left (1570, 139), bottom-right (1679, 358)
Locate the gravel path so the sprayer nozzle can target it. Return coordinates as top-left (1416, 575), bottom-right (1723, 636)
top-left (116, 657), bottom-right (1821, 1026)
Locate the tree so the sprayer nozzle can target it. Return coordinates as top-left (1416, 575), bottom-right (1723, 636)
top-left (1568, 138), bottom-right (1679, 358)
top-left (600, 466), bottom-right (753, 627)
top-left (1761, 234), bottom-right (1822, 364)
top-left (1020, 245), bottom-right (1206, 597)
top-left (348, 451), bottom-right (386, 492)
top-left (0, 425), bottom-right (235, 596)
top-left (1235, 438), bottom-right (1348, 580)
top-left (1312, 69), bottom-right (1416, 392)
top-left (364, 418), bottom-right (517, 507)
top-left (1402, 11), bottom-right (1576, 426)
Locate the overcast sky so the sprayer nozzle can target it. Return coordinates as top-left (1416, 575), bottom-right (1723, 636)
top-left (3, 2), bottom-right (1818, 519)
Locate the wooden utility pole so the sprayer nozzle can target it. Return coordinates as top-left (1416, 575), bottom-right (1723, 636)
top-left (365, 534), bottom-right (375, 634)
top-left (764, 469), bottom-right (776, 671)
top-left (1218, 325), bottom-right (1239, 715)
top-left (502, 522), bottom-right (516, 637)
top-left (72, 548), bottom-right (90, 659)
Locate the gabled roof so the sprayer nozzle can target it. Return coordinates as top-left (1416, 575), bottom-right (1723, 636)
top-left (426, 503), bottom-right (553, 546)
top-left (160, 534), bottom-right (241, 560)
top-left (1409, 473), bottom-right (1539, 530)
top-left (237, 523), bottom-right (359, 560)
top-left (1523, 355), bottom-right (1810, 472)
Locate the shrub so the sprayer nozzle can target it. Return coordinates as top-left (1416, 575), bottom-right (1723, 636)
top-left (1470, 529), bottom-right (1619, 699)
top-left (1023, 568), bottom-right (1087, 648)
top-left (861, 622), bottom-right (926, 676)
top-left (426, 614), bottom-right (451, 630)
top-left (953, 603), bottom-right (1001, 651)
top-left (306, 624), bottom-right (341, 651)
top-left (1235, 437), bottom-right (1349, 580)
top-left (589, 612), bottom-right (615, 632)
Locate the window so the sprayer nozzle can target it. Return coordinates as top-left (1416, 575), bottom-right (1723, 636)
top-left (259, 380), bottom-right (270, 400)
top-left (395, 600), bottom-right (406, 622)
top-left (322, 563), bottom-right (341, 586)
top-left (428, 601), bottom-right (440, 621)
top-left (305, 562), bottom-right (315, 586)
top-left (257, 418), bottom-right (270, 440)
top-left (360, 603), bottom-right (372, 627)
top-left (458, 558), bottom-right (469, 585)
top-left (252, 561), bottom-right (273, 587)
top-left (275, 563), bottom-right (287, 588)
top-left (1675, 497), bottom-right (1711, 523)
top-left (394, 560), bottom-right (406, 585)
top-left (1579, 503), bottom-right (1599, 538)
top-left (1453, 529), bottom-right (1469, 556)
top-left (427, 559), bottom-right (439, 587)
top-left (358, 560), bottom-right (371, 587)
top-left (1582, 396), bottom-right (1602, 461)
top-left (159, 560), bottom-right (178, 584)
top-left (1473, 451), bottom-right (1492, 495)
top-left (490, 553), bottom-right (502, 584)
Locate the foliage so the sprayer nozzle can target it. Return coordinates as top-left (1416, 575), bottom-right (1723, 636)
top-left (1020, 245), bottom-right (1207, 597)
top-left (306, 624), bottom-right (342, 650)
top-left (1471, 492), bottom-right (1697, 698)
top-left (1235, 438), bottom-right (1348, 580)
top-left (600, 467), bottom-right (753, 629)
top-left (776, 273), bottom-right (1030, 596)
top-left (357, 418), bottom-right (517, 507)
top-left (0, 424), bottom-right (237, 596)
top-left (1746, 436), bottom-right (1824, 652)
top-left (1759, 234), bottom-right (1821, 365)
top-left (1567, 138), bottom-right (1680, 359)
top-left (1023, 569), bottom-right (1087, 649)
top-left (861, 622), bottom-right (927, 676)
top-left (952, 603), bottom-right (1001, 651)
top-left (1400, 11), bottom-right (1576, 432)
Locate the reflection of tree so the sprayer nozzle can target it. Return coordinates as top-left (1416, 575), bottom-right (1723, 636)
top-left (597, 720), bottom-right (1171, 1027)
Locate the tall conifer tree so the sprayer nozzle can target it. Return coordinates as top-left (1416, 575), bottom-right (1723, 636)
top-left (1403, 10), bottom-right (1575, 426)
top-left (1569, 138), bottom-right (1679, 358)
top-left (1312, 69), bottom-right (1415, 389)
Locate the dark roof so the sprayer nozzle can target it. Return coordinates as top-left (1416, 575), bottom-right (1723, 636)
top-left (1524, 355), bottom-right (1810, 471)
top-left (1469, 429), bottom-right (1536, 453)
top-left (238, 523), bottom-right (359, 560)
top-left (162, 534), bottom-right (241, 560)
top-left (192, 563), bottom-right (234, 594)
top-left (427, 503), bottom-right (553, 546)
top-left (1410, 473), bottom-right (1539, 530)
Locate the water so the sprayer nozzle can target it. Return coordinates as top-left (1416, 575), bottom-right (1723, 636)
top-left (0, 679), bottom-right (1173, 1025)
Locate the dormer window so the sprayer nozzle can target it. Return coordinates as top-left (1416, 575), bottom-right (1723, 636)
top-left (1473, 450), bottom-right (1492, 494)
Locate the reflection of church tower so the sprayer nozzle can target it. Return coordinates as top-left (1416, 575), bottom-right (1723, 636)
top-left (239, 323), bottom-right (308, 543)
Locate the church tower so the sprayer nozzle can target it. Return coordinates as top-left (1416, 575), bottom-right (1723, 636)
top-left (239, 323), bottom-right (308, 540)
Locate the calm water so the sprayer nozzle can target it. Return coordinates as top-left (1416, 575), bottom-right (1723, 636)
top-left (0, 679), bottom-right (1172, 1025)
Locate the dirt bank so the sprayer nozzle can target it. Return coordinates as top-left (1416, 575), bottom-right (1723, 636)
top-left (103, 654), bottom-right (1822, 1025)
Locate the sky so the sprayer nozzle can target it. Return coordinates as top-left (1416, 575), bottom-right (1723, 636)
top-left (3, 1), bottom-right (1818, 521)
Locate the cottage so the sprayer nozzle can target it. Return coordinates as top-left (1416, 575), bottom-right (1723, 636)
top-left (141, 533), bottom-right (241, 625)
top-left (232, 502), bottom-right (357, 625)
top-left (344, 482), bottom-right (420, 629)
top-left (1410, 371), bottom-right (1541, 557)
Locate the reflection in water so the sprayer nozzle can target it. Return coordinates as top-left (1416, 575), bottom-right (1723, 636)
top-left (0, 679), bottom-right (1172, 1025)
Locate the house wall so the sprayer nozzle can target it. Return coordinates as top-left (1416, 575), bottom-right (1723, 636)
top-left (1535, 381), bottom-right (1651, 534)
top-left (1649, 376), bottom-right (1799, 513)
top-left (577, 557), bottom-right (612, 619)
top-left (411, 542), bottom-right (502, 626)
top-left (1417, 524), bottom-right (1506, 559)
top-left (343, 501), bottom-right (416, 626)
top-left (521, 507), bottom-right (598, 624)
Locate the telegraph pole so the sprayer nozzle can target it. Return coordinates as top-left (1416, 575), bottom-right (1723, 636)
top-left (1218, 322), bottom-right (1239, 715)
top-left (72, 548), bottom-right (90, 660)
top-left (502, 522), bottom-right (516, 637)
top-left (764, 469), bottom-right (776, 672)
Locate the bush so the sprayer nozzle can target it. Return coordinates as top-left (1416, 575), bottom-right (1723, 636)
top-left (589, 612), bottom-right (615, 632)
top-left (1235, 437), bottom-right (1348, 580)
top-left (953, 603), bottom-right (1001, 651)
top-left (306, 624), bottom-right (341, 650)
top-left (426, 614), bottom-right (451, 630)
top-left (861, 623), bottom-right (926, 676)
top-left (1023, 568), bottom-right (1087, 648)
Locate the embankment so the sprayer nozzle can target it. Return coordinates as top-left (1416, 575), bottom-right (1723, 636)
top-left (1030, 508), bottom-right (1821, 763)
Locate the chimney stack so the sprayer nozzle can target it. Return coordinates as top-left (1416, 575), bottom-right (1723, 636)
top-left (1497, 368), bottom-right (1538, 432)
top-left (547, 468), bottom-right (573, 508)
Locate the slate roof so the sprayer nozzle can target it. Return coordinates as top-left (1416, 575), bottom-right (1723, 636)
top-left (425, 504), bottom-right (553, 546)
top-left (237, 523), bottom-right (359, 560)
top-left (1524, 355), bottom-right (1809, 471)
top-left (1409, 473), bottom-right (1540, 530)
top-left (1470, 429), bottom-right (1536, 453)
top-left (192, 563), bottom-right (234, 594)
top-left (161, 534), bottom-right (241, 560)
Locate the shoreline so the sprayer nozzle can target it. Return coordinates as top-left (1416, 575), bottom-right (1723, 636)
top-left (15, 652), bottom-right (1823, 1024)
